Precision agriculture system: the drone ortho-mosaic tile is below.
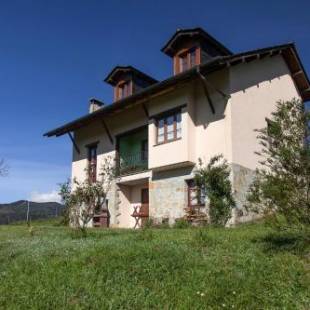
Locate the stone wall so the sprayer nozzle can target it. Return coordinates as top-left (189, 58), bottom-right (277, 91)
top-left (149, 166), bottom-right (194, 225)
top-left (230, 163), bottom-right (261, 225)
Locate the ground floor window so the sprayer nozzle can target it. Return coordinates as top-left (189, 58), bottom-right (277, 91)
top-left (187, 179), bottom-right (205, 207)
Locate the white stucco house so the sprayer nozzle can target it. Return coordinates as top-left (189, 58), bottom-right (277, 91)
top-left (44, 28), bottom-right (310, 228)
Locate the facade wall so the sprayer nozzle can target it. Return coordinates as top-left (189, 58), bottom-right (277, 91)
top-left (228, 55), bottom-right (302, 223)
top-left (229, 55), bottom-right (301, 170)
top-left (70, 55), bottom-right (302, 227)
top-left (148, 86), bottom-right (194, 169)
top-left (193, 69), bottom-right (232, 165)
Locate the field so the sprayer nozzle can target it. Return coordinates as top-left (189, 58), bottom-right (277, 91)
top-left (0, 219), bottom-right (309, 309)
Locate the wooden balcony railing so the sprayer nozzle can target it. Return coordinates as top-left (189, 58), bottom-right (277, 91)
top-left (117, 151), bottom-right (148, 176)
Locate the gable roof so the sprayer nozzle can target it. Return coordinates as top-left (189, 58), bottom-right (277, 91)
top-left (161, 27), bottom-right (233, 57)
top-left (44, 43), bottom-right (310, 138)
top-left (104, 66), bottom-right (158, 86)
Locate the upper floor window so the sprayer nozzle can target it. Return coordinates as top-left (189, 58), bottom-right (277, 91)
top-left (87, 144), bottom-right (97, 182)
top-left (156, 111), bottom-right (182, 144)
top-left (117, 81), bottom-right (131, 100)
top-left (179, 48), bottom-right (197, 73)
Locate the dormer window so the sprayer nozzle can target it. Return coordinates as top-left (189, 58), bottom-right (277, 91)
top-left (179, 48), bottom-right (197, 73)
top-left (117, 81), bottom-right (131, 100)
top-left (161, 28), bottom-right (232, 75)
top-left (104, 66), bottom-right (158, 102)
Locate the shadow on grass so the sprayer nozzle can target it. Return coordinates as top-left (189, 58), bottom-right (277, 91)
top-left (252, 230), bottom-right (310, 256)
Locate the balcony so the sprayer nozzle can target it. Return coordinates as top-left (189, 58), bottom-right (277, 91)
top-left (118, 151), bottom-right (148, 176)
top-left (117, 126), bottom-right (148, 176)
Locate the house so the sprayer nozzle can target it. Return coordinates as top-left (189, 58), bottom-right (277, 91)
top-left (44, 28), bottom-right (310, 228)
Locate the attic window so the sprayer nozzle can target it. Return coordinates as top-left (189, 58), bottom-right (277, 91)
top-left (179, 48), bottom-right (197, 72)
top-left (117, 81), bottom-right (131, 99)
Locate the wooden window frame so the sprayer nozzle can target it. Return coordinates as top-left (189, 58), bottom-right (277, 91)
top-left (87, 143), bottom-right (98, 183)
top-left (115, 80), bottom-right (131, 101)
top-left (178, 47), bottom-right (198, 73)
top-left (187, 179), bottom-right (205, 208)
top-left (155, 110), bottom-right (182, 145)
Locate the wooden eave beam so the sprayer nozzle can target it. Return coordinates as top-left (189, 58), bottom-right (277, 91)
top-left (197, 69), bottom-right (230, 100)
top-left (197, 72), bottom-right (215, 114)
top-left (101, 119), bottom-right (114, 145)
top-left (292, 70), bottom-right (303, 77)
top-left (141, 102), bottom-right (149, 118)
top-left (68, 132), bottom-right (80, 154)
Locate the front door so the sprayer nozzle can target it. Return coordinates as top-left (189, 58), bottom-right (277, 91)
top-left (140, 188), bottom-right (149, 227)
top-left (141, 188), bottom-right (149, 204)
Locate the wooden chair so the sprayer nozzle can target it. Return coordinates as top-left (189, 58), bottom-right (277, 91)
top-left (131, 204), bottom-right (149, 229)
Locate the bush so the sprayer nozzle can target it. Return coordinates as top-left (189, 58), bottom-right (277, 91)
top-left (246, 99), bottom-right (310, 229)
top-left (195, 155), bottom-right (235, 226)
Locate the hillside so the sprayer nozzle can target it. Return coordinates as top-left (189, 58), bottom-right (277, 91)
top-left (0, 221), bottom-right (309, 308)
top-left (0, 200), bottom-right (64, 224)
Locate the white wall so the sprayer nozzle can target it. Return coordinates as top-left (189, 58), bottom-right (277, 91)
top-left (229, 55), bottom-right (301, 170)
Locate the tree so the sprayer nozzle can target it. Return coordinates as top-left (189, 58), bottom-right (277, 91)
top-left (195, 155), bottom-right (235, 226)
top-left (246, 98), bottom-right (310, 228)
top-left (58, 179), bottom-right (72, 225)
top-left (61, 157), bottom-right (116, 235)
top-left (0, 159), bottom-right (8, 177)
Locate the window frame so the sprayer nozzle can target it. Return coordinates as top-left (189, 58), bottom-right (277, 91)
top-left (187, 179), bottom-right (205, 207)
top-left (117, 80), bottom-right (131, 100)
top-left (87, 143), bottom-right (98, 183)
top-left (178, 47), bottom-right (197, 73)
top-left (155, 110), bottom-right (182, 145)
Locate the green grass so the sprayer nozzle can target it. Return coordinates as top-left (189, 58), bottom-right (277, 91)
top-left (0, 220), bottom-right (309, 309)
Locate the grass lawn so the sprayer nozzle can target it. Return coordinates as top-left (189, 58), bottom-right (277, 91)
top-left (0, 220), bottom-right (309, 309)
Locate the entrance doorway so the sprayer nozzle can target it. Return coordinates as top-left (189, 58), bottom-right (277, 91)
top-left (140, 188), bottom-right (149, 227)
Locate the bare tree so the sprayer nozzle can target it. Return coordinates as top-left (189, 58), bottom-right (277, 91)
top-left (0, 159), bottom-right (8, 177)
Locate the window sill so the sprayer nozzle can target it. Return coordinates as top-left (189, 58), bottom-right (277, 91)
top-left (153, 137), bottom-right (181, 147)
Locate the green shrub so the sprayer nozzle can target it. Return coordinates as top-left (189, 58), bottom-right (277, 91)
top-left (246, 99), bottom-right (310, 229)
top-left (195, 155), bottom-right (235, 226)
top-left (173, 218), bottom-right (190, 229)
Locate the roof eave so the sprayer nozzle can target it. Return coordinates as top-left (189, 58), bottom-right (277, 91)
top-left (44, 43), bottom-right (310, 138)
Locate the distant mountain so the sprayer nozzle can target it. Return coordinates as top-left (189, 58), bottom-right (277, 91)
top-left (0, 200), bottom-right (65, 225)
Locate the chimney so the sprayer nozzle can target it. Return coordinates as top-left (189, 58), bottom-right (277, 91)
top-left (89, 98), bottom-right (104, 113)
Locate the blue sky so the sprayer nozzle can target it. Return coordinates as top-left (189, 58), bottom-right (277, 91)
top-left (0, 0), bottom-right (309, 203)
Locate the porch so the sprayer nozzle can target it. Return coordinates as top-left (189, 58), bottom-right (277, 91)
top-left (117, 178), bottom-right (149, 228)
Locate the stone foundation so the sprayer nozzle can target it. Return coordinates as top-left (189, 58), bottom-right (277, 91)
top-left (108, 163), bottom-right (261, 228)
top-left (230, 163), bottom-right (261, 225)
top-left (149, 166), bottom-right (193, 225)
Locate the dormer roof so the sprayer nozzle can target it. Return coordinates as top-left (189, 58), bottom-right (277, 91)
top-left (104, 66), bottom-right (158, 86)
top-left (161, 27), bottom-right (233, 57)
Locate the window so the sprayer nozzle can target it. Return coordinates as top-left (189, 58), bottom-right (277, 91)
top-left (156, 111), bottom-right (182, 144)
top-left (178, 48), bottom-right (197, 73)
top-left (189, 48), bottom-right (196, 66)
top-left (179, 53), bottom-right (188, 72)
top-left (187, 179), bottom-right (205, 207)
top-left (118, 81), bottom-right (130, 99)
top-left (87, 144), bottom-right (97, 182)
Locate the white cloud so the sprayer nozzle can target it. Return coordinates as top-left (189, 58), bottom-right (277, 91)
top-left (30, 190), bottom-right (62, 203)
top-left (0, 159), bottom-right (70, 203)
